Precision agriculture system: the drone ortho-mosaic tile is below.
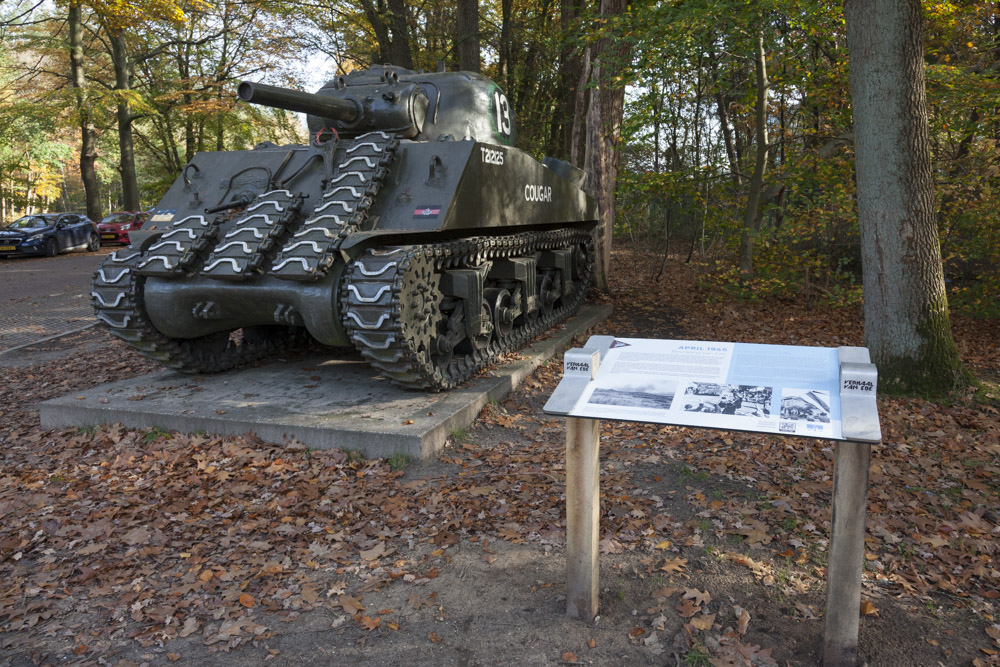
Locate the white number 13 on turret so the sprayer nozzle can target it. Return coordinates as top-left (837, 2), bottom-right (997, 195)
top-left (493, 91), bottom-right (511, 138)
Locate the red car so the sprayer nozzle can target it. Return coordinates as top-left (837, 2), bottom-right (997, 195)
top-left (97, 210), bottom-right (150, 245)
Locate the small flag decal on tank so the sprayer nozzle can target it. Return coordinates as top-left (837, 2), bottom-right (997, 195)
top-left (413, 206), bottom-right (441, 218)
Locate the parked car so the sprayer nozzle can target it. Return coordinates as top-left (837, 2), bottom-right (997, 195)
top-left (97, 210), bottom-right (150, 245)
top-left (0, 213), bottom-right (100, 257)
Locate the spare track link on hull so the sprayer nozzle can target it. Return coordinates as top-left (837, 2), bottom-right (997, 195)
top-left (271, 132), bottom-right (399, 281)
top-left (341, 229), bottom-right (595, 390)
top-left (91, 247), bottom-right (308, 372)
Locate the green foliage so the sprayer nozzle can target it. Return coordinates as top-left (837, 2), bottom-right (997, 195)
top-left (387, 452), bottom-right (412, 471)
top-left (144, 426), bottom-right (170, 442)
top-left (343, 448), bottom-right (366, 465)
top-left (683, 646), bottom-right (712, 667)
top-left (614, 0), bottom-right (998, 322)
top-left (950, 276), bottom-right (1000, 319)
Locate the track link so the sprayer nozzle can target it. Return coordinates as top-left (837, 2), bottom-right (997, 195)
top-left (91, 246), bottom-right (309, 372)
top-left (341, 229), bottom-right (595, 390)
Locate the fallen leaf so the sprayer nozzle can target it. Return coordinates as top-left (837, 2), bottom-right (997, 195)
top-left (651, 586), bottom-right (679, 599)
top-left (860, 600), bottom-right (879, 617)
top-left (690, 613), bottom-right (716, 631)
top-left (167, 653), bottom-right (180, 662)
top-left (178, 617), bottom-right (199, 638)
top-left (587, 638), bottom-right (596, 648)
top-left (794, 602), bottom-right (819, 620)
top-left (77, 542), bottom-right (107, 556)
top-left (239, 593), bottom-right (255, 608)
top-left (682, 588), bottom-right (712, 606)
top-left (361, 542), bottom-right (390, 561)
top-left (122, 526), bottom-right (150, 545)
top-left (675, 598), bottom-right (701, 618)
top-left (429, 631), bottom-right (443, 644)
top-left (653, 540), bottom-right (672, 550)
top-left (356, 614), bottom-right (381, 631)
top-left (561, 651), bottom-right (578, 662)
top-left (734, 605), bottom-right (751, 634)
top-left (660, 557), bottom-right (687, 573)
top-left (402, 419), bottom-right (414, 425)
top-left (335, 596), bottom-right (365, 615)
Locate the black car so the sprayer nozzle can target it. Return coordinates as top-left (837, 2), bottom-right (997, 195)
top-left (0, 213), bottom-right (100, 257)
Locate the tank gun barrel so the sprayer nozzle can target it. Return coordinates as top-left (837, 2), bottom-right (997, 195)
top-left (237, 81), bottom-right (360, 124)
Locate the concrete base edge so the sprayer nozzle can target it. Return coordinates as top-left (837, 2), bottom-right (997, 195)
top-left (40, 304), bottom-right (612, 461)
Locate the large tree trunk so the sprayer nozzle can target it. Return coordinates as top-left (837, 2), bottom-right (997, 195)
top-left (843, 0), bottom-right (969, 396)
top-left (68, 2), bottom-right (102, 222)
top-left (570, 47), bottom-right (590, 168)
top-left (499, 0), bottom-right (513, 93)
top-left (456, 0), bottom-right (480, 72)
top-left (738, 32), bottom-right (769, 276)
top-left (385, 0), bottom-right (413, 68)
top-left (583, 0), bottom-right (628, 292)
top-left (560, 0), bottom-right (584, 162)
top-left (111, 33), bottom-right (140, 212)
top-left (359, 0), bottom-right (413, 68)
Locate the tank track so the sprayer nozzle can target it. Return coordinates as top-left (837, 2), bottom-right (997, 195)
top-left (201, 189), bottom-right (308, 280)
top-left (271, 132), bottom-right (399, 281)
top-left (341, 228), bottom-right (595, 390)
top-left (136, 214), bottom-right (221, 277)
top-left (91, 247), bottom-right (309, 372)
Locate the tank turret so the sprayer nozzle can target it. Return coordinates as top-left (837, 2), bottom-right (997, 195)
top-left (91, 66), bottom-right (594, 390)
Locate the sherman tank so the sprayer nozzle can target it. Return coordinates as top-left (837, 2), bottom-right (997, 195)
top-left (91, 65), bottom-right (597, 390)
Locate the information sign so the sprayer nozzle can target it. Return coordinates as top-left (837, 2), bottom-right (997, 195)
top-left (545, 335), bottom-right (880, 443)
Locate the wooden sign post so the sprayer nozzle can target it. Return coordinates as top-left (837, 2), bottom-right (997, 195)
top-left (565, 416), bottom-right (601, 619)
top-left (545, 336), bottom-right (881, 666)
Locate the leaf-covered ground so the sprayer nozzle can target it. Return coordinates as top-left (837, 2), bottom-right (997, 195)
top-left (1, 250), bottom-right (998, 666)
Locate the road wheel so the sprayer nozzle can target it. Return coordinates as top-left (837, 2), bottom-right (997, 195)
top-left (87, 233), bottom-right (100, 252)
top-left (44, 238), bottom-right (59, 257)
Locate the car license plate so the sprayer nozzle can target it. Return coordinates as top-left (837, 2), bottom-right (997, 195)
top-left (101, 234), bottom-right (116, 239)
top-left (0, 245), bottom-right (15, 251)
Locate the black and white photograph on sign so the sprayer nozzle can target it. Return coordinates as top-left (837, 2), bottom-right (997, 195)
top-left (682, 384), bottom-right (772, 417)
top-left (586, 380), bottom-right (677, 410)
top-left (780, 389), bottom-right (832, 423)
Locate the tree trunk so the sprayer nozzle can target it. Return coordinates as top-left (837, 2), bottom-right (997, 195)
top-left (570, 47), bottom-right (590, 167)
top-left (739, 32), bottom-right (769, 276)
top-left (456, 0), bottom-right (480, 73)
top-left (583, 0), bottom-right (628, 292)
top-left (68, 2), bottom-right (102, 222)
top-left (111, 33), bottom-right (140, 212)
top-left (587, 14), bottom-right (626, 288)
top-left (386, 0), bottom-right (413, 68)
top-left (560, 0), bottom-right (584, 161)
top-left (360, 0), bottom-right (393, 64)
top-left (499, 0), bottom-right (512, 91)
top-left (844, 0), bottom-right (970, 394)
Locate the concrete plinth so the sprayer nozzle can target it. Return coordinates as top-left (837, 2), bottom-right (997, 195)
top-left (40, 304), bottom-right (611, 460)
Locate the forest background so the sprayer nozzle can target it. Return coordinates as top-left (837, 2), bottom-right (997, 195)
top-left (1, 0), bottom-right (999, 320)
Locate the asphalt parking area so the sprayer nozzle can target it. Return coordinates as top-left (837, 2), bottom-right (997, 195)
top-left (0, 248), bottom-right (113, 351)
